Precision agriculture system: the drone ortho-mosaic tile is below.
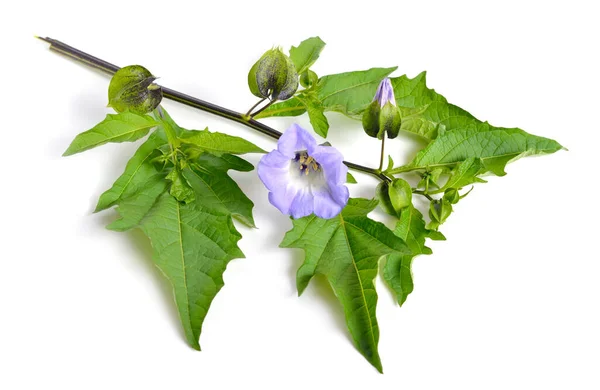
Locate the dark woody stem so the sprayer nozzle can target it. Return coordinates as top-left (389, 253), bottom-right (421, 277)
top-left (36, 37), bottom-right (390, 183)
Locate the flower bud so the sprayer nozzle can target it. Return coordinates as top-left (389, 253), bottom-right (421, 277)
top-left (108, 65), bottom-right (162, 114)
top-left (362, 78), bottom-right (402, 139)
top-left (248, 48), bottom-right (298, 101)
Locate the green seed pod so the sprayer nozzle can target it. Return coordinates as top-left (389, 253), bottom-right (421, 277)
top-left (108, 65), bottom-right (162, 114)
top-left (248, 48), bottom-right (298, 101)
top-left (443, 188), bottom-right (460, 204)
top-left (375, 181), bottom-right (395, 216)
top-left (300, 70), bottom-right (318, 88)
top-left (429, 199), bottom-right (453, 226)
top-left (388, 178), bottom-right (412, 212)
top-left (362, 78), bottom-right (402, 139)
top-left (375, 179), bottom-right (412, 217)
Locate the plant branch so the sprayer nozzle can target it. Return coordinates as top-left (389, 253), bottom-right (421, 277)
top-left (245, 98), bottom-right (267, 116)
top-left (412, 190), bottom-right (434, 201)
top-left (37, 36), bottom-right (387, 182)
top-left (251, 99), bottom-right (277, 118)
top-left (378, 136), bottom-right (385, 171)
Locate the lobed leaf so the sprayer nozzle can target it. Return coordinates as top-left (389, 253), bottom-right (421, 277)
top-left (383, 207), bottom-right (442, 306)
top-left (183, 154), bottom-right (257, 228)
top-left (136, 192), bottom-right (244, 350)
top-left (280, 198), bottom-right (410, 372)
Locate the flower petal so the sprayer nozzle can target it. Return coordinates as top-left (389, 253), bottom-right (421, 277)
top-left (328, 184), bottom-right (350, 207)
top-left (257, 150), bottom-right (291, 192)
top-left (289, 188), bottom-right (314, 219)
top-left (277, 123), bottom-right (317, 158)
top-left (313, 190), bottom-right (345, 219)
top-left (311, 145), bottom-right (348, 186)
top-left (374, 77), bottom-right (396, 107)
top-left (268, 185), bottom-right (299, 215)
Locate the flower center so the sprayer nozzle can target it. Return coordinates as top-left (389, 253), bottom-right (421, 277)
top-left (294, 151), bottom-right (320, 176)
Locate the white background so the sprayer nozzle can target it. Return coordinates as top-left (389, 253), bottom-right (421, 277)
top-left (2, 1), bottom-right (599, 388)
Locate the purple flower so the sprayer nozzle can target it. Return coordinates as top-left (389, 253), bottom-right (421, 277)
top-left (373, 77), bottom-right (396, 107)
top-left (258, 124), bottom-right (349, 219)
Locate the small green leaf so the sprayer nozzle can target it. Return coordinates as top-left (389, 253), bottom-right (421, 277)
top-left (384, 206), bottom-right (436, 306)
top-left (281, 198), bottom-right (410, 373)
top-left (289, 37), bottom-right (326, 75)
top-left (167, 169), bottom-right (195, 204)
top-left (296, 95), bottom-right (329, 138)
top-left (440, 157), bottom-right (487, 191)
top-left (346, 172), bottom-right (357, 184)
top-left (63, 112), bottom-right (158, 156)
top-left (179, 128), bottom-right (265, 156)
top-left (385, 156), bottom-right (394, 172)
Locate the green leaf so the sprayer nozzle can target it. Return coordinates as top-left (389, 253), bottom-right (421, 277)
top-left (183, 153), bottom-right (257, 228)
top-left (317, 67), bottom-right (397, 117)
top-left (96, 128), bottom-right (168, 212)
top-left (296, 94), bottom-right (329, 138)
top-left (256, 67), bottom-right (397, 119)
top-left (390, 72), bottom-right (475, 140)
top-left (134, 192), bottom-right (244, 350)
top-left (167, 169), bottom-right (195, 204)
top-left (400, 122), bottom-right (564, 176)
top-left (254, 96), bottom-right (306, 119)
top-left (346, 172), bottom-right (357, 184)
top-left (106, 177), bottom-right (168, 232)
top-left (179, 128), bottom-right (265, 156)
top-left (289, 37), bottom-right (326, 75)
top-left (63, 112), bottom-right (158, 156)
top-left (384, 207), bottom-right (436, 306)
top-left (439, 157), bottom-right (487, 191)
top-left (280, 198), bottom-right (410, 373)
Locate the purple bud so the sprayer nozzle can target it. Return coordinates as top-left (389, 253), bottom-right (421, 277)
top-left (373, 77), bottom-right (396, 107)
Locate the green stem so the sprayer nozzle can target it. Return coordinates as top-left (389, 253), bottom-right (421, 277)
top-left (37, 36), bottom-right (388, 182)
top-left (388, 165), bottom-right (422, 175)
top-left (378, 135), bottom-right (386, 171)
top-left (245, 97), bottom-right (267, 116)
top-left (412, 190), bottom-right (434, 201)
top-left (251, 99), bottom-right (277, 118)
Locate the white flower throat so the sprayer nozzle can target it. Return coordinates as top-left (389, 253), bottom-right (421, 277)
top-left (289, 150), bottom-right (326, 189)
top-left (294, 151), bottom-right (320, 175)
